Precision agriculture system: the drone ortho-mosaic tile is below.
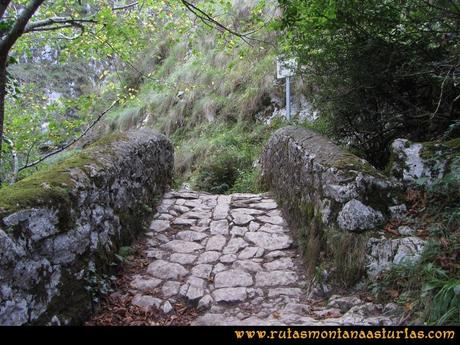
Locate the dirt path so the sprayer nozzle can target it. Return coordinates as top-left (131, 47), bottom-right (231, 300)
top-left (88, 190), bottom-right (401, 326)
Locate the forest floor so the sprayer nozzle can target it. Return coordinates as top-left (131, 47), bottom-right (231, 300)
top-left (87, 189), bottom-right (403, 326)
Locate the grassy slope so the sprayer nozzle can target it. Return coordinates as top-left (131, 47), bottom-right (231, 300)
top-left (102, 1), bottom-right (296, 194)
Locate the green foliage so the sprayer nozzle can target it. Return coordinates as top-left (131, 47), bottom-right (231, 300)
top-left (174, 119), bottom-right (284, 194)
top-left (278, 0), bottom-right (460, 168)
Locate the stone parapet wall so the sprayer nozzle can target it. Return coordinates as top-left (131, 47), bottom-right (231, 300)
top-left (0, 129), bottom-right (173, 325)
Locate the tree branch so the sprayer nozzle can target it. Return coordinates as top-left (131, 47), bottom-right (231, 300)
top-left (0, 0), bottom-right (45, 54)
top-left (18, 99), bottom-right (118, 173)
top-left (112, 2), bottom-right (138, 11)
top-left (180, 0), bottom-right (254, 46)
top-left (24, 17), bottom-right (97, 33)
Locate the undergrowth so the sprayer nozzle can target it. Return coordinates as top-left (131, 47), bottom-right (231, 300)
top-left (371, 156), bottom-right (460, 325)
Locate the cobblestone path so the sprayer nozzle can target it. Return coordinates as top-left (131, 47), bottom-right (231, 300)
top-left (90, 190), bottom-right (401, 326)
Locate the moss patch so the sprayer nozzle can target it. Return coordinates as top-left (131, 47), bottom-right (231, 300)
top-left (333, 153), bottom-right (386, 178)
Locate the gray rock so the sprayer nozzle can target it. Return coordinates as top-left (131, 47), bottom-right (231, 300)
top-left (131, 295), bottom-right (162, 311)
top-left (162, 240), bottom-right (203, 253)
top-left (170, 253), bottom-right (197, 265)
top-left (265, 250), bottom-right (287, 258)
top-left (220, 254), bottom-right (237, 263)
top-left (198, 295), bottom-right (213, 310)
top-left (130, 276), bottom-right (162, 292)
top-left (213, 287), bottom-right (248, 303)
top-left (147, 260), bottom-right (188, 280)
top-left (337, 199), bottom-right (384, 232)
top-left (145, 248), bottom-right (169, 260)
top-left (390, 139), bottom-right (445, 184)
top-left (210, 220), bottom-right (229, 235)
top-left (238, 247), bottom-right (263, 260)
top-left (248, 221), bottom-right (261, 232)
top-left (206, 235), bottom-right (227, 251)
top-left (232, 260), bottom-right (263, 272)
top-left (249, 201), bottom-right (278, 210)
top-left (161, 301), bottom-right (174, 314)
top-left (267, 288), bottom-right (303, 298)
top-left (162, 281), bottom-right (181, 297)
top-left (197, 251), bottom-right (221, 264)
top-left (366, 236), bottom-right (425, 277)
top-left (231, 208), bottom-right (265, 215)
top-left (149, 219), bottom-right (170, 232)
top-left (212, 263), bottom-right (226, 274)
top-left (223, 238), bottom-right (249, 254)
top-left (244, 232), bottom-right (292, 251)
top-left (214, 269), bottom-right (253, 288)
top-left (258, 224), bottom-right (286, 233)
top-left (182, 276), bottom-right (206, 301)
top-left (158, 213), bottom-right (174, 221)
top-left (176, 230), bottom-right (207, 242)
top-left (256, 215), bottom-right (285, 225)
top-left (397, 226), bottom-right (416, 236)
top-left (231, 212), bottom-right (254, 226)
top-left (255, 271), bottom-right (298, 287)
top-left (327, 295), bottom-right (363, 313)
top-left (263, 258), bottom-right (294, 270)
top-left (230, 226), bottom-right (248, 237)
top-left (172, 217), bottom-right (196, 226)
top-left (192, 264), bottom-right (213, 279)
top-left (213, 196), bottom-right (231, 220)
top-left (172, 205), bottom-right (190, 214)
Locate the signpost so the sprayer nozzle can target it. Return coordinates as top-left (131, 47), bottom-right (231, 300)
top-left (276, 57), bottom-right (297, 120)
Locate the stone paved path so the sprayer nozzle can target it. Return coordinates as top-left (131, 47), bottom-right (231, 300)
top-left (95, 190), bottom-right (402, 325)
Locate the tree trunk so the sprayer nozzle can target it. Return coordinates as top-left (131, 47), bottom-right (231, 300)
top-left (0, 53), bottom-right (7, 165)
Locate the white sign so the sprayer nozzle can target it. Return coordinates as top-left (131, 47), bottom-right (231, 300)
top-left (276, 57), bottom-right (297, 79)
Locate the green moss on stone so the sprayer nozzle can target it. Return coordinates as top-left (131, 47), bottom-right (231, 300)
top-left (0, 132), bottom-right (128, 221)
top-left (0, 153), bottom-right (92, 216)
top-left (333, 153), bottom-right (385, 178)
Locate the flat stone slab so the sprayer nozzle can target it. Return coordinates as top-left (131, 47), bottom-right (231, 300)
top-left (264, 258), bottom-right (294, 270)
top-left (197, 251), bottom-right (221, 264)
top-left (130, 276), bottom-right (162, 292)
top-left (149, 220), bottom-right (170, 232)
top-left (249, 201), bottom-right (278, 210)
top-left (214, 269), bottom-right (253, 288)
top-left (244, 232), bottom-right (293, 251)
top-left (255, 271), bottom-right (298, 287)
top-left (176, 230), bottom-right (207, 242)
top-left (131, 295), bottom-right (163, 311)
top-left (192, 264), bottom-right (213, 279)
top-left (172, 217), bottom-right (197, 226)
top-left (238, 247), bottom-right (264, 259)
top-left (162, 240), bottom-right (203, 253)
top-left (213, 195), bottom-right (231, 220)
top-left (170, 253), bottom-right (197, 265)
top-left (258, 224), bottom-right (286, 233)
top-left (213, 287), bottom-right (248, 303)
top-left (162, 281), bottom-right (181, 297)
top-left (206, 235), bottom-right (227, 251)
top-left (147, 260), bottom-right (188, 280)
top-left (231, 212), bottom-right (254, 226)
top-left (256, 215), bottom-right (285, 225)
top-left (223, 238), bottom-right (249, 254)
top-left (210, 220), bottom-right (229, 235)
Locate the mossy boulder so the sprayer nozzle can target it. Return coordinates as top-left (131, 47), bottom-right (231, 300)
top-left (0, 129), bottom-right (173, 325)
top-left (389, 137), bottom-right (460, 186)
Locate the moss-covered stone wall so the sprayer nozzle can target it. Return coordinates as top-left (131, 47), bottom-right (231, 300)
top-left (260, 127), bottom-right (403, 286)
top-left (0, 129), bottom-right (173, 325)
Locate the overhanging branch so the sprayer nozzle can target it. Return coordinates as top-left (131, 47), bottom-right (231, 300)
top-left (18, 99), bottom-right (118, 173)
top-left (24, 17), bottom-right (97, 33)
